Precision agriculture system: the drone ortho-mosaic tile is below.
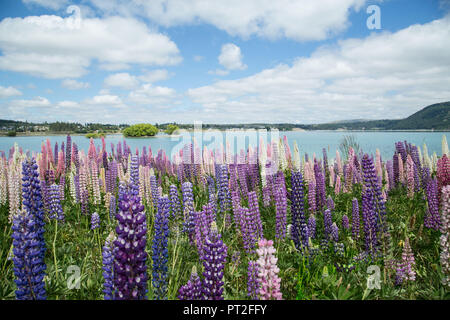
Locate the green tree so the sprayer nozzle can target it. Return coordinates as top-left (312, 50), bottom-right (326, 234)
top-left (164, 124), bottom-right (179, 135)
top-left (122, 123), bottom-right (158, 137)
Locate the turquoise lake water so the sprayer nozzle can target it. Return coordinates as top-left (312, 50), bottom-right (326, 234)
top-left (0, 131), bottom-right (447, 161)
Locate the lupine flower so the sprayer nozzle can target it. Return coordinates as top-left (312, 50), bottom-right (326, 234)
top-left (202, 222), bottom-right (227, 300)
top-left (48, 184), bottom-right (64, 222)
top-left (12, 159), bottom-right (46, 300)
top-left (102, 232), bottom-right (116, 300)
top-left (342, 215), bottom-right (349, 230)
top-left (248, 191), bottom-right (263, 238)
top-left (152, 196), bottom-right (170, 300)
top-left (425, 178), bottom-right (441, 230)
top-left (323, 209), bottom-right (333, 240)
top-left (274, 186), bottom-right (287, 240)
top-left (256, 239), bottom-right (282, 300)
top-left (178, 266), bottom-right (203, 300)
top-left (91, 212), bottom-right (100, 230)
top-left (218, 164), bottom-right (232, 213)
top-left (182, 181), bottom-right (195, 241)
top-left (334, 175), bottom-right (341, 195)
top-left (308, 181), bottom-right (316, 214)
top-left (440, 185), bottom-right (450, 287)
top-left (307, 216), bottom-right (316, 239)
top-left (114, 191), bottom-right (148, 300)
top-left (169, 184), bottom-right (182, 219)
top-left (396, 238), bottom-right (416, 284)
top-left (291, 170), bottom-right (308, 250)
top-left (351, 198), bottom-right (360, 240)
top-left (247, 260), bottom-right (260, 300)
top-left (406, 155), bottom-right (415, 199)
top-left (330, 223), bottom-right (339, 242)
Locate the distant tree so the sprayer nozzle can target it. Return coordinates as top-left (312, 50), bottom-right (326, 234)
top-left (123, 123), bottom-right (158, 137)
top-left (164, 124), bottom-right (179, 135)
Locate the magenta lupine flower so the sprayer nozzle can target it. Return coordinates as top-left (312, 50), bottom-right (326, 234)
top-left (247, 260), bottom-right (260, 300)
top-left (335, 175), bottom-right (341, 195)
top-left (256, 239), bottom-right (282, 300)
top-left (202, 222), bottom-right (227, 300)
top-left (440, 185), bottom-right (450, 287)
top-left (437, 155), bottom-right (450, 201)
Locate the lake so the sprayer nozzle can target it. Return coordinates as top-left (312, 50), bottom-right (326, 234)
top-left (0, 131), bottom-right (447, 161)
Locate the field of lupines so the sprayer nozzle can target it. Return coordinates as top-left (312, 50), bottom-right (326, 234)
top-left (0, 134), bottom-right (449, 300)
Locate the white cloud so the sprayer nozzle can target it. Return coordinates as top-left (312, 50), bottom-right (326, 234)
top-left (0, 14), bottom-right (182, 79)
top-left (22, 0), bottom-right (70, 10)
top-left (10, 96), bottom-right (51, 108)
top-left (61, 79), bottom-right (90, 90)
top-left (104, 73), bottom-right (139, 89)
top-left (0, 85), bottom-right (22, 98)
top-left (85, 94), bottom-right (123, 106)
top-left (138, 69), bottom-right (171, 83)
top-left (187, 16), bottom-right (450, 123)
top-left (218, 43), bottom-right (247, 71)
top-left (129, 83), bottom-right (177, 105)
top-left (88, 0), bottom-right (367, 41)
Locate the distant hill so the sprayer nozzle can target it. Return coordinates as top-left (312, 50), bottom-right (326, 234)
top-left (309, 102), bottom-right (450, 130)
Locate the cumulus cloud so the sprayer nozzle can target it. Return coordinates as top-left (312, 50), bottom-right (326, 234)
top-left (218, 43), bottom-right (247, 71)
top-left (104, 73), bottom-right (139, 89)
top-left (0, 85), bottom-right (22, 98)
top-left (129, 83), bottom-right (177, 105)
top-left (10, 96), bottom-right (51, 108)
top-left (85, 94), bottom-right (123, 106)
top-left (61, 79), bottom-right (90, 90)
top-left (0, 13), bottom-right (182, 79)
top-left (138, 69), bottom-right (171, 83)
top-left (88, 0), bottom-right (367, 41)
top-left (187, 16), bottom-right (450, 123)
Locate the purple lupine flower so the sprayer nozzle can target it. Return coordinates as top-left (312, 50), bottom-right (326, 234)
top-left (314, 161), bottom-right (326, 211)
top-left (351, 198), bottom-right (360, 240)
top-left (307, 215), bottom-right (316, 239)
top-left (150, 175), bottom-right (159, 209)
top-left (342, 214), bottom-right (349, 230)
top-left (11, 159), bottom-right (46, 300)
top-left (326, 195), bottom-right (335, 212)
top-left (182, 181), bottom-right (195, 241)
top-left (202, 222), bottom-right (228, 300)
top-left (361, 155), bottom-right (379, 256)
top-left (152, 196), bottom-right (170, 300)
top-left (114, 191), bottom-right (148, 300)
top-left (248, 191), bottom-right (263, 238)
top-left (262, 185), bottom-right (271, 207)
top-left (274, 186), bottom-right (287, 240)
top-left (91, 212), bottom-right (100, 230)
top-left (218, 164), bottom-right (232, 213)
top-left (65, 135), bottom-right (72, 171)
top-left (169, 184), bottom-right (182, 219)
top-left (129, 155), bottom-right (140, 197)
top-left (323, 209), bottom-right (333, 240)
top-left (330, 223), bottom-right (339, 242)
top-left (247, 260), bottom-right (260, 300)
top-left (425, 178), bottom-right (440, 230)
top-left (291, 170), bottom-right (308, 250)
top-left (109, 194), bottom-right (116, 220)
top-left (241, 207), bottom-right (258, 253)
top-left (194, 208), bottom-right (210, 258)
top-left (178, 266), bottom-right (203, 300)
top-left (59, 175), bottom-right (65, 201)
top-left (102, 232), bottom-right (116, 300)
top-left (308, 181), bottom-right (316, 214)
top-left (48, 184), bottom-right (64, 222)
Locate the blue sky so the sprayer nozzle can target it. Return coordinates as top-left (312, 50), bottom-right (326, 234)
top-left (0, 0), bottom-right (449, 124)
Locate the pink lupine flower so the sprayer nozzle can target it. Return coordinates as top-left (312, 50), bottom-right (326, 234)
top-left (256, 239), bottom-right (282, 300)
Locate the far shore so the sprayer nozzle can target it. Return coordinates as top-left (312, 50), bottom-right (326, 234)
top-left (0, 128), bottom-right (448, 138)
